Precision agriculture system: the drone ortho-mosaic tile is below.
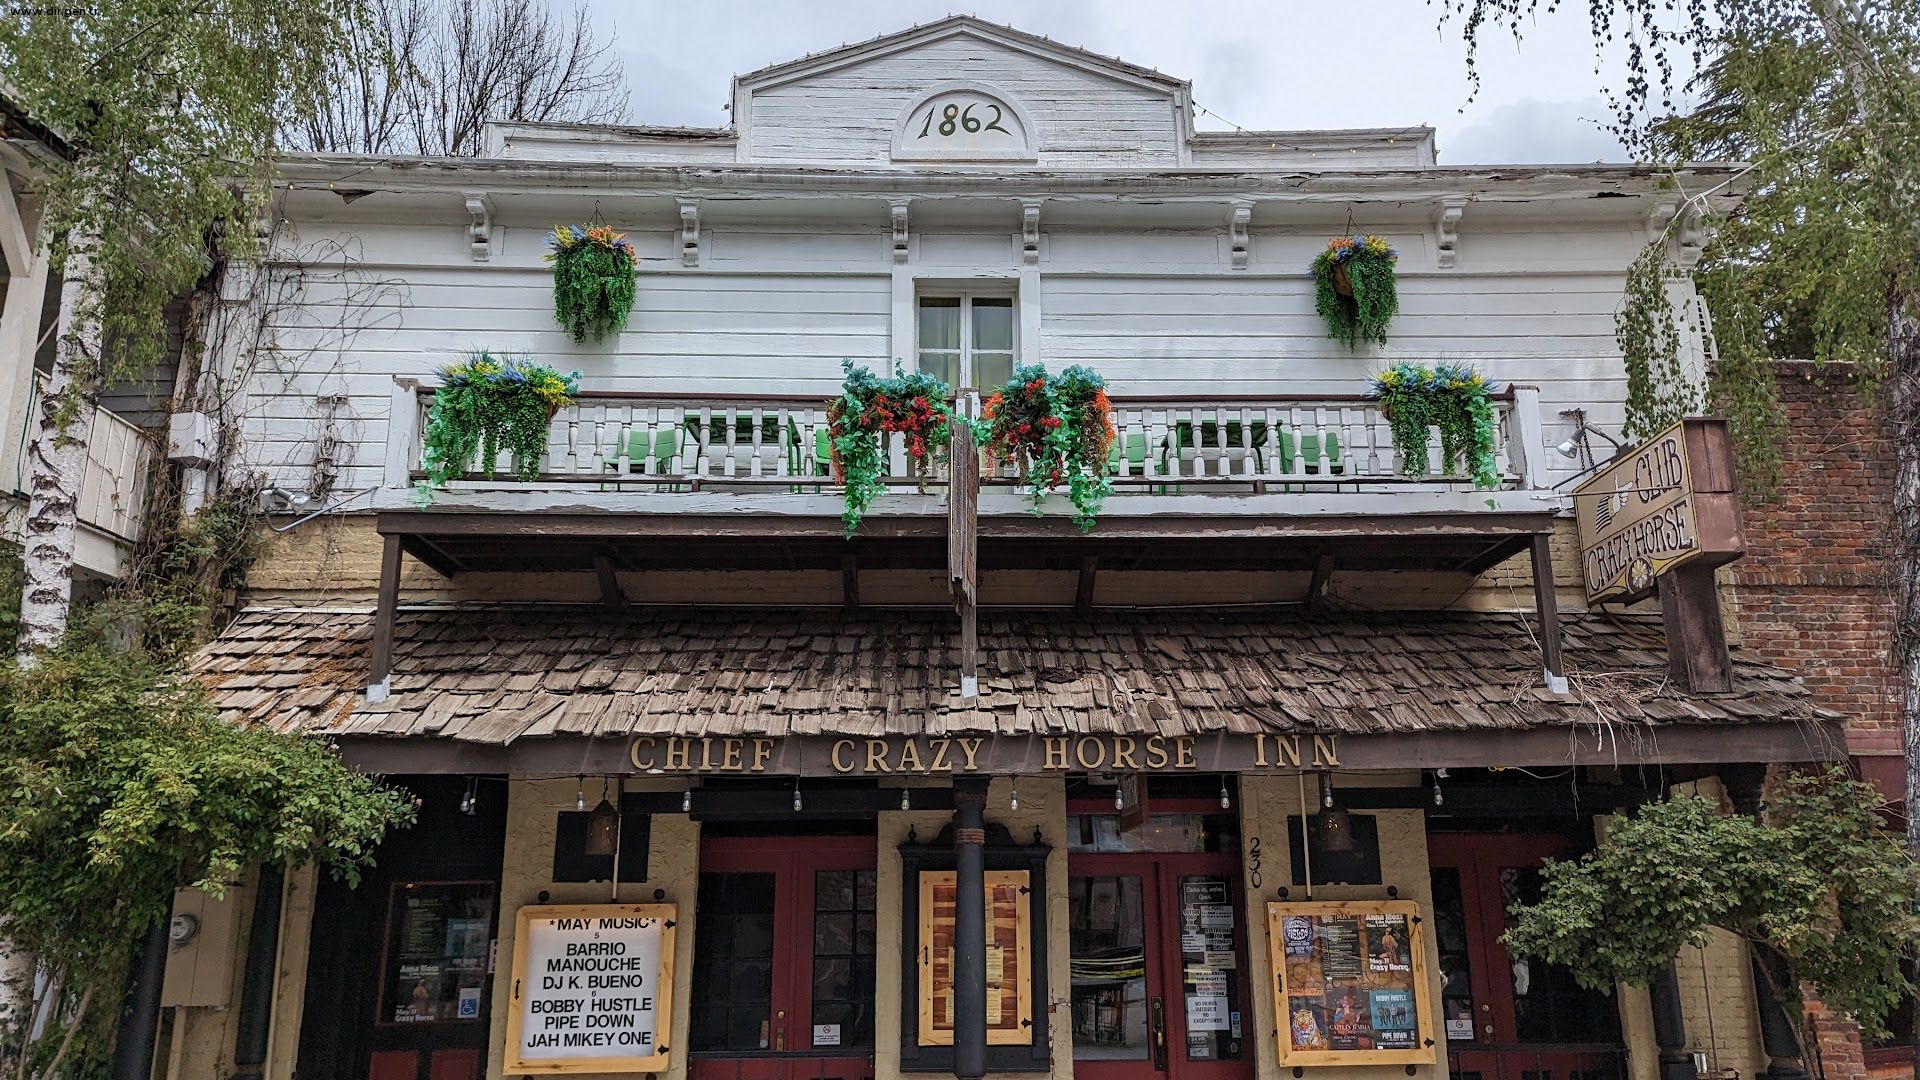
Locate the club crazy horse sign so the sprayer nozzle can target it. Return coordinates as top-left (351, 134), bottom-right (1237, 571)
top-left (1573, 418), bottom-right (1745, 603)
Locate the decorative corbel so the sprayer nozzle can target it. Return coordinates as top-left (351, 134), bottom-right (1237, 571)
top-left (677, 197), bottom-right (700, 266)
top-left (1227, 199), bottom-right (1253, 270)
top-left (1646, 197), bottom-right (1709, 268)
top-left (1434, 199), bottom-right (1465, 269)
top-left (462, 192), bottom-right (493, 261)
top-left (1020, 198), bottom-right (1043, 266)
top-left (890, 198), bottom-right (911, 264)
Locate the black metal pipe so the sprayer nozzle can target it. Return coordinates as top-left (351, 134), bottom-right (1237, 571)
top-left (110, 915), bottom-right (169, 1080)
top-left (231, 864), bottom-right (286, 1079)
top-left (951, 778), bottom-right (989, 1080)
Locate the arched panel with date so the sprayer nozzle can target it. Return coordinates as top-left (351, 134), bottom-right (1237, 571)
top-left (891, 81), bottom-right (1037, 162)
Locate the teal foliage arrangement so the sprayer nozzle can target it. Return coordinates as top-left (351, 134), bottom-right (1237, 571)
top-left (547, 223), bottom-right (639, 343)
top-left (1311, 234), bottom-right (1400, 349)
top-left (414, 352), bottom-right (580, 506)
top-left (829, 359), bottom-right (959, 537)
top-left (1368, 362), bottom-right (1502, 489)
top-left (979, 364), bottom-right (1117, 531)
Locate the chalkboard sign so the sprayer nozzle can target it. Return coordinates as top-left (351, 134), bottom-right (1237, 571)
top-left (1266, 901), bottom-right (1435, 1067)
top-left (502, 904), bottom-right (677, 1074)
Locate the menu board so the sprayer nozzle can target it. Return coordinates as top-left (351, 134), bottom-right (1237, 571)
top-left (918, 870), bottom-right (1032, 1046)
top-left (502, 904), bottom-right (677, 1075)
top-left (378, 881), bottom-right (496, 1026)
top-left (1267, 901), bottom-right (1435, 1067)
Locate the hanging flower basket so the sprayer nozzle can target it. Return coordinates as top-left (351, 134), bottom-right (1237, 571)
top-left (830, 360), bottom-right (960, 536)
top-left (412, 352), bottom-right (581, 507)
top-left (1312, 235), bottom-right (1399, 349)
top-left (1367, 361), bottom-right (1501, 489)
top-left (547, 224), bottom-right (639, 343)
top-left (979, 364), bottom-right (1116, 532)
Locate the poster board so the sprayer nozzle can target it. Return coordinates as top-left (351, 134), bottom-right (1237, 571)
top-left (502, 904), bottom-right (676, 1075)
top-left (918, 870), bottom-right (1033, 1046)
top-left (1266, 901), bottom-right (1436, 1067)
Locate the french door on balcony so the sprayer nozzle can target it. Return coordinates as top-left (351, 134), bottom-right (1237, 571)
top-left (1427, 834), bottom-right (1624, 1080)
top-left (689, 836), bottom-right (877, 1080)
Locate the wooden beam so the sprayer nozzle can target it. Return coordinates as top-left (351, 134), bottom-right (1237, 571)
top-left (400, 535), bottom-right (462, 578)
top-left (0, 171), bottom-right (32, 278)
top-left (1658, 564), bottom-right (1733, 693)
top-left (842, 554), bottom-right (859, 614)
top-left (1529, 533), bottom-right (1567, 693)
top-left (1307, 552), bottom-right (1335, 607)
top-left (368, 535), bottom-right (403, 700)
top-left (594, 555), bottom-right (627, 611)
top-left (1075, 556), bottom-right (1098, 615)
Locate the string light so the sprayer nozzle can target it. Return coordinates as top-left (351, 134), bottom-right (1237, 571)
top-left (1009, 779), bottom-right (1019, 812)
top-left (793, 778), bottom-right (803, 812)
top-left (1114, 784), bottom-right (1124, 812)
top-left (901, 788), bottom-right (912, 811)
top-left (682, 788), bottom-right (693, 813)
top-left (459, 776), bottom-right (478, 816)
top-left (575, 777), bottom-right (586, 812)
top-left (1433, 768), bottom-right (1448, 807)
top-left (1219, 777), bottom-right (1231, 810)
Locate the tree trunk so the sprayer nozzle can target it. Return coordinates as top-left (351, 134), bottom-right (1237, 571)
top-left (16, 237), bottom-right (101, 658)
top-left (1894, 259), bottom-right (1920, 875)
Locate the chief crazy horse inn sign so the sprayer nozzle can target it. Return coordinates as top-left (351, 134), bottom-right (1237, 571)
top-left (627, 732), bottom-right (1345, 777)
top-left (1574, 417), bottom-right (1745, 603)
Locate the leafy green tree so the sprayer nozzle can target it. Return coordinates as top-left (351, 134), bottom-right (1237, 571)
top-left (1504, 770), bottom-right (1919, 1042)
top-left (1439, 0), bottom-right (1920, 955)
top-left (0, 1), bottom-right (371, 654)
top-left (0, 637), bottom-right (416, 1075)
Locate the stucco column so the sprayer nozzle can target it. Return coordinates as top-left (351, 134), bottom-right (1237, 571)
top-left (952, 777), bottom-right (989, 1080)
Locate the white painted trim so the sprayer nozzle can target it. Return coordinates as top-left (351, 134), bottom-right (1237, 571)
top-left (0, 173), bottom-right (31, 278)
top-left (889, 81), bottom-right (1038, 164)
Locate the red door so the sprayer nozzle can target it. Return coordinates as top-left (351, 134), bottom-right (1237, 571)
top-left (689, 836), bottom-right (877, 1080)
top-left (1068, 849), bottom-right (1251, 1080)
top-left (1427, 834), bottom-right (1624, 1080)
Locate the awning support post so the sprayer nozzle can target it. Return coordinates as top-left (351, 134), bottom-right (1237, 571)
top-left (951, 777), bottom-right (989, 1080)
top-left (949, 397), bottom-right (980, 698)
top-left (1529, 532), bottom-right (1568, 694)
top-left (1649, 965), bottom-right (1695, 1080)
top-left (368, 533), bottom-right (401, 702)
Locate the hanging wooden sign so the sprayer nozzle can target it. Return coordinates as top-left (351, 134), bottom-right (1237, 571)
top-left (1572, 417), bottom-right (1745, 602)
top-left (917, 870), bottom-right (1033, 1046)
top-left (1267, 900), bottom-right (1436, 1067)
top-left (502, 903), bottom-right (677, 1075)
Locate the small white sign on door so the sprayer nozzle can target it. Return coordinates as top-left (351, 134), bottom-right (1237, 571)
top-left (813, 1023), bottom-right (841, 1047)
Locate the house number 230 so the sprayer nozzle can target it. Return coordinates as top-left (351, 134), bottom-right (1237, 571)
top-left (917, 101), bottom-right (1010, 138)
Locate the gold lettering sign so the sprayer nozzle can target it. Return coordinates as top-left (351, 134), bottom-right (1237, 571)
top-left (1573, 417), bottom-right (1746, 602)
top-left (621, 733), bottom-right (1341, 776)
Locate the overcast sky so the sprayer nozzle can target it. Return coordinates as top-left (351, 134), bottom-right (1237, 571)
top-left (585, 0), bottom-right (1656, 164)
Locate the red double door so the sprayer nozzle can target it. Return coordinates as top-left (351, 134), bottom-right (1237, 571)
top-left (1427, 834), bottom-right (1624, 1080)
top-left (688, 836), bottom-right (877, 1080)
top-left (1067, 850), bottom-right (1252, 1080)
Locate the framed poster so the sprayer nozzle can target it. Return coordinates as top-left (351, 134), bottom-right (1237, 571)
top-left (917, 870), bottom-right (1033, 1046)
top-left (376, 880), bottom-right (497, 1026)
top-left (1267, 901), bottom-right (1436, 1067)
top-left (502, 903), bottom-right (677, 1075)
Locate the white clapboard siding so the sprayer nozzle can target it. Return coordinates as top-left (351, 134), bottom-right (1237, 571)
top-left (745, 35), bottom-right (1179, 166)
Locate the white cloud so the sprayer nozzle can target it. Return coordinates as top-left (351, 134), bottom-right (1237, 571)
top-left (1439, 97), bottom-right (1628, 164)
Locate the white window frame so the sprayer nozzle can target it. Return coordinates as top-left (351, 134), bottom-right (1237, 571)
top-left (916, 289), bottom-right (1017, 391)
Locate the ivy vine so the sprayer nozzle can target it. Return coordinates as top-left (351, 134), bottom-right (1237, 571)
top-left (830, 360), bottom-right (958, 537)
top-left (1618, 241), bottom-right (1705, 440)
top-left (414, 352), bottom-right (580, 506)
top-left (547, 224), bottom-right (639, 343)
top-left (980, 364), bottom-right (1117, 531)
top-left (1368, 362), bottom-right (1503, 488)
top-left (1312, 235), bottom-right (1401, 349)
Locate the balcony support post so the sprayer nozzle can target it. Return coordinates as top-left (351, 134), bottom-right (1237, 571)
top-left (949, 399), bottom-right (979, 698)
top-left (384, 378), bottom-right (422, 490)
top-left (368, 534), bottom-right (402, 703)
top-left (1530, 532), bottom-right (1568, 694)
top-left (1075, 556), bottom-right (1098, 615)
top-left (1510, 385), bottom-right (1546, 488)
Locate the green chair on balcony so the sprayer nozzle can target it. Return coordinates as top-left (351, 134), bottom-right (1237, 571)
top-left (1274, 430), bottom-right (1345, 489)
top-left (601, 427), bottom-right (684, 491)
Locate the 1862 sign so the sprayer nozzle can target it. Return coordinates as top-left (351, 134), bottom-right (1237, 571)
top-left (1573, 418), bottom-right (1745, 603)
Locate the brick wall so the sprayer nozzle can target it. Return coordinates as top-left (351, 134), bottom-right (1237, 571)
top-left (1728, 361), bottom-right (1900, 760)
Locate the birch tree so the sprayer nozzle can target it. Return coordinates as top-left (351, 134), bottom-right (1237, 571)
top-left (1440, 0), bottom-right (1920, 1028)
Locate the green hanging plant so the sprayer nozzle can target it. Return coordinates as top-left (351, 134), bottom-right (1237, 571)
top-left (413, 352), bottom-right (580, 507)
top-left (546, 223), bottom-right (639, 343)
top-left (1368, 362), bottom-right (1502, 489)
top-left (829, 360), bottom-right (960, 537)
top-left (979, 364), bottom-right (1117, 531)
top-left (1312, 234), bottom-right (1400, 349)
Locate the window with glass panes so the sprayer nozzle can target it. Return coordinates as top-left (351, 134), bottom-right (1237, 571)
top-left (917, 294), bottom-right (1014, 390)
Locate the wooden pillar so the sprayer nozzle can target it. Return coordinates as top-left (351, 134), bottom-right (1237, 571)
top-left (951, 778), bottom-right (990, 1080)
top-left (1751, 948), bottom-right (1810, 1080)
top-left (1529, 532), bottom-right (1568, 693)
top-left (368, 534), bottom-right (402, 701)
top-left (1649, 965), bottom-right (1695, 1080)
top-left (1658, 564), bottom-right (1733, 692)
top-left (948, 403), bottom-right (979, 698)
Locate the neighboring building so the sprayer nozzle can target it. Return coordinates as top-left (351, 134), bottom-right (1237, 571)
top-left (0, 93), bottom-right (157, 582)
top-left (160, 18), bottom-right (1863, 1080)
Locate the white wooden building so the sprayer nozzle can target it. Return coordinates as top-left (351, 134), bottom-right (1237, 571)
top-left (171, 18), bottom-right (1831, 1080)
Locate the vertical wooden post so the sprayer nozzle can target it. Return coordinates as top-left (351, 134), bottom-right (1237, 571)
top-left (1658, 565), bottom-right (1734, 693)
top-left (951, 778), bottom-right (990, 1080)
top-left (1530, 532), bottom-right (1567, 693)
top-left (1075, 556), bottom-right (1098, 616)
top-left (1649, 965), bottom-right (1695, 1080)
top-left (843, 554), bottom-right (860, 615)
top-left (383, 378), bottom-right (422, 490)
top-left (949, 399), bottom-right (979, 698)
top-left (1509, 384), bottom-right (1547, 489)
top-left (368, 534), bottom-right (402, 701)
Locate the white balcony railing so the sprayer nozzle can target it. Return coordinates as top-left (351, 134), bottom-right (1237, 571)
top-left (384, 382), bottom-right (1547, 499)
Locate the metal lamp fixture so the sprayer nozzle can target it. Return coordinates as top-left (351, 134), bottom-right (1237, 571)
top-left (1313, 771), bottom-right (1357, 854)
top-left (584, 778), bottom-right (620, 856)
